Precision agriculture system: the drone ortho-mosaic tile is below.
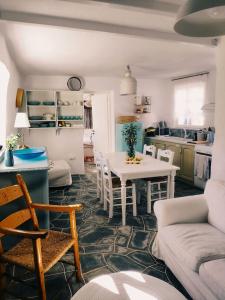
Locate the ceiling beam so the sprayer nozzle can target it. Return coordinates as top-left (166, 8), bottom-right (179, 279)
top-left (0, 10), bottom-right (216, 47)
top-left (59, 0), bottom-right (180, 15)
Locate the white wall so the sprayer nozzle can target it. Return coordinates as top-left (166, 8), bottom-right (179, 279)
top-left (137, 79), bottom-right (173, 128)
top-left (139, 71), bottom-right (216, 129)
top-left (22, 75), bottom-right (169, 173)
top-left (0, 30), bottom-right (22, 139)
top-left (211, 38), bottom-right (225, 180)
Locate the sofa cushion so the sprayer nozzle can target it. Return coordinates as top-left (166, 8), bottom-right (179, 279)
top-left (199, 259), bottom-right (225, 300)
top-left (159, 223), bottom-right (225, 272)
top-left (205, 179), bottom-right (225, 234)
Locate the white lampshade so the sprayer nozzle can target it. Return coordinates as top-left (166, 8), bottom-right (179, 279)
top-left (174, 0), bottom-right (225, 37)
top-left (14, 112), bottom-right (30, 128)
top-left (120, 65), bottom-right (137, 96)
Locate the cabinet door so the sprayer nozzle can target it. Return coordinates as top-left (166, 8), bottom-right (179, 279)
top-left (180, 146), bottom-right (194, 182)
top-left (154, 141), bottom-right (166, 151)
top-left (166, 142), bottom-right (182, 176)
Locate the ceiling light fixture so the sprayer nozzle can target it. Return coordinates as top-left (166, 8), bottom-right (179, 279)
top-left (120, 65), bottom-right (137, 96)
top-left (174, 0), bottom-right (225, 37)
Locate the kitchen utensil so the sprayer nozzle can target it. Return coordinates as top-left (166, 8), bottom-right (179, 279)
top-left (16, 88), bottom-right (24, 108)
top-left (13, 147), bottom-right (45, 159)
top-left (43, 113), bottom-right (54, 120)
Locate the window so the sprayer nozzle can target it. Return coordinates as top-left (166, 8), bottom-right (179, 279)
top-left (174, 74), bottom-right (207, 127)
top-left (0, 61), bottom-right (10, 146)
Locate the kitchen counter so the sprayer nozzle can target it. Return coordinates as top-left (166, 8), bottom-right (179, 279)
top-left (147, 136), bottom-right (194, 145)
top-left (0, 148), bottom-right (50, 249)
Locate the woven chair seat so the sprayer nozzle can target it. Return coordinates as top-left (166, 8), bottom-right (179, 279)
top-left (112, 178), bottom-right (132, 188)
top-left (142, 176), bottom-right (168, 182)
top-left (1, 230), bottom-right (74, 273)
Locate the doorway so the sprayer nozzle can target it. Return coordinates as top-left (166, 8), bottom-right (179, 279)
top-left (83, 91), bottom-right (115, 173)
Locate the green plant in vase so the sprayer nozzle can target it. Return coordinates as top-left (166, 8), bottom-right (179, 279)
top-left (122, 123), bottom-right (137, 158)
top-left (5, 133), bottom-right (21, 166)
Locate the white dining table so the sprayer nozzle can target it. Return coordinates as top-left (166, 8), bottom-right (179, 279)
top-left (105, 152), bottom-right (179, 226)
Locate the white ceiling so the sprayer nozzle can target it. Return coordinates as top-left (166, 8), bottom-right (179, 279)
top-left (0, 0), bottom-right (216, 78)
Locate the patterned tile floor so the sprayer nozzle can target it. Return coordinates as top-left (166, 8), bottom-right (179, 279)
top-left (4, 175), bottom-right (202, 300)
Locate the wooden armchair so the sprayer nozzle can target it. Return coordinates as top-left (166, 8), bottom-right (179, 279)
top-left (0, 174), bottom-right (82, 300)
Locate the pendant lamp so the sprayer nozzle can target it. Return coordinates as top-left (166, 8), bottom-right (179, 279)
top-left (174, 0), bottom-right (225, 37)
top-left (120, 65), bottom-right (137, 95)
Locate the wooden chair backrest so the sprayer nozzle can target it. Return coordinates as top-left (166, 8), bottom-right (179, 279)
top-left (0, 174), bottom-right (39, 239)
top-left (157, 149), bottom-right (174, 165)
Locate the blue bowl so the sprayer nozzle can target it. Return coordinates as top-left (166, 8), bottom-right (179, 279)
top-left (13, 147), bottom-right (45, 160)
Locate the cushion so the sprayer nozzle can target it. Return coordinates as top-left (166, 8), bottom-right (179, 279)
top-left (205, 179), bottom-right (225, 233)
top-left (48, 160), bottom-right (72, 187)
top-left (159, 223), bottom-right (225, 272)
top-left (199, 259), bottom-right (225, 300)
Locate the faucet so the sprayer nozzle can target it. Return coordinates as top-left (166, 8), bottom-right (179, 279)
top-left (182, 128), bottom-right (188, 139)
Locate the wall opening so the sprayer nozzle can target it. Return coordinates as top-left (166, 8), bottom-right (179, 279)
top-left (0, 61), bottom-right (10, 146)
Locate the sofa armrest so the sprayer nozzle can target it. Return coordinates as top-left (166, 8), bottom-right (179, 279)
top-left (154, 194), bottom-right (208, 229)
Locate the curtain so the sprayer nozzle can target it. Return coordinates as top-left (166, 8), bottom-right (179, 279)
top-left (84, 106), bottom-right (93, 129)
top-left (173, 74), bottom-right (207, 127)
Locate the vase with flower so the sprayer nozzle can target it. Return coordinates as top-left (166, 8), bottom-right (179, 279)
top-left (4, 133), bottom-right (20, 167)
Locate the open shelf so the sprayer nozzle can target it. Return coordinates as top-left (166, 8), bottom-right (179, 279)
top-left (25, 90), bottom-right (84, 131)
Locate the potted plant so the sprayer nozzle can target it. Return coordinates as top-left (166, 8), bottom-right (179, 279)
top-left (5, 133), bottom-right (20, 166)
top-left (122, 123), bottom-right (137, 158)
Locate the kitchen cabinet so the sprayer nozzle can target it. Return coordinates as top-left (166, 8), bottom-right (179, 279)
top-left (152, 141), bottom-right (166, 151)
top-left (166, 142), bottom-right (182, 176)
top-left (146, 138), bottom-right (194, 183)
top-left (180, 145), bottom-right (194, 182)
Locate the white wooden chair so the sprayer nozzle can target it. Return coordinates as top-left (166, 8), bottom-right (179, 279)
top-left (143, 144), bottom-right (156, 158)
top-left (146, 149), bottom-right (174, 213)
top-left (102, 158), bottom-right (137, 219)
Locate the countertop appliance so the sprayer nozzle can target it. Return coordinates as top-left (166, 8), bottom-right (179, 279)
top-left (194, 144), bottom-right (212, 189)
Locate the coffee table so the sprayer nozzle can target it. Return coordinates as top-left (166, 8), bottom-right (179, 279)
top-left (71, 271), bottom-right (186, 300)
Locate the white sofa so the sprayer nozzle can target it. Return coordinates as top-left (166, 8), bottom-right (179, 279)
top-left (152, 179), bottom-right (225, 300)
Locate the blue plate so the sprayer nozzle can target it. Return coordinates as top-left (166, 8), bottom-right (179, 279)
top-left (13, 147), bottom-right (45, 160)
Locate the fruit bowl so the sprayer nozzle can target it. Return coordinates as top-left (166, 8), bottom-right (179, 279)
top-left (125, 156), bottom-right (143, 164)
top-left (13, 147), bottom-right (45, 160)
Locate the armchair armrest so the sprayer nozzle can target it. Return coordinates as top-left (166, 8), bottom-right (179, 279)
top-left (0, 226), bottom-right (48, 239)
top-left (154, 194), bottom-right (208, 229)
top-left (31, 203), bottom-right (83, 213)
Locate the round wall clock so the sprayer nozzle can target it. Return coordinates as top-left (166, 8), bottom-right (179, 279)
top-left (67, 76), bottom-right (83, 91)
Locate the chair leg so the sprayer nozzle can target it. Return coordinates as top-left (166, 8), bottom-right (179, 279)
top-left (32, 239), bottom-right (46, 300)
top-left (69, 212), bottom-right (82, 282)
top-left (0, 262), bottom-right (5, 300)
top-left (72, 242), bottom-right (82, 281)
top-left (100, 180), bottom-right (104, 204)
top-left (158, 182), bottom-right (161, 200)
top-left (103, 188), bottom-right (107, 211)
top-left (109, 191), bottom-right (113, 218)
top-left (147, 181), bottom-right (152, 214)
top-left (166, 176), bottom-right (170, 199)
top-left (132, 184), bottom-right (137, 217)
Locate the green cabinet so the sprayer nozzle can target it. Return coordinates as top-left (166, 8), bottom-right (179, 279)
top-left (180, 145), bottom-right (194, 182)
top-left (145, 138), bottom-right (194, 183)
top-left (166, 142), bottom-right (182, 176)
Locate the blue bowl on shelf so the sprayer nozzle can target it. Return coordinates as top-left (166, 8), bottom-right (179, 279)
top-left (13, 147), bottom-right (45, 160)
